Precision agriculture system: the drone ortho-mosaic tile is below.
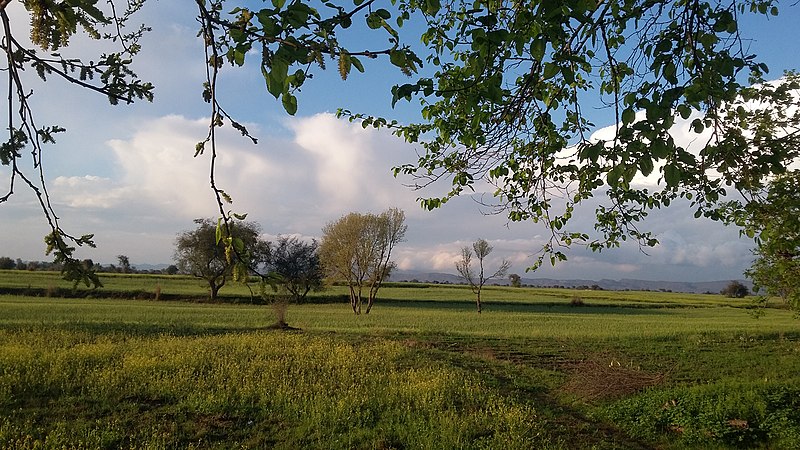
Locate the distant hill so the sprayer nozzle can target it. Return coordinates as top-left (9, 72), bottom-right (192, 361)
top-left (389, 270), bottom-right (750, 294)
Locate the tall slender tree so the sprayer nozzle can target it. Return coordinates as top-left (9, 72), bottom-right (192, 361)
top-left (456, 239), bottom-right (511, 313)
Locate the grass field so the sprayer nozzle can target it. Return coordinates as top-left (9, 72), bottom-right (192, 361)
top-left (1, 271), bottom-right (798, 448)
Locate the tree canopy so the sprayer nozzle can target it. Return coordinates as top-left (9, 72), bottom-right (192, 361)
top-left (3, 1), bottom-right (799, 292)
top-left (319, 208), bottom-right (406, 314)
top-left (738, 171), bottom-right (800, 309)
top-left (174, 218), bottom-right (268, 300)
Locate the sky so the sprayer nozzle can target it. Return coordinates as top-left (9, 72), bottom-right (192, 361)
top-left (1, 1), bottom-right (799, 282)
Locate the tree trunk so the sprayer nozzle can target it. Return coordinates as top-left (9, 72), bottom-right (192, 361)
top-left (349, 285), bottom-right (358, 314)
top-left (476, 290), bottom-right (482, 314)
top-left (366, 292), bottom-right (375, 314)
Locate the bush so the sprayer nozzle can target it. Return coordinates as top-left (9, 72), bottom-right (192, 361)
top-left (721, 281), bottom-right (749, 298)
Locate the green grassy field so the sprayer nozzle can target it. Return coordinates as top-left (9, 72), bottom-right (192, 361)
top-left (1, 271), bottom-right (798, 448)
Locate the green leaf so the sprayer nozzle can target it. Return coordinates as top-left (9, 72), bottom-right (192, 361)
top-left (580, 142), bottom-right (602, 163)
top-left (256, 12), bottom-right (281, 37)
top-left (233, 237), bottom-right (245, 253)
top-left (216, 219), bottom-right (223, 245)
top-left (366, 12), bottom-right (383, 29)
top-left (530, 39), bottom-right (545, 61)
top-left (651, 139), bottom-right (670, 159)
top-left (677, 104), bottom-right (692, 120)
top-left (272, 0), bottom-right (286, 9)
top-left (639, 157), bottom-right (654, 177)
top-left (664, 164), bottom-right (681, 187)
top-left (621, 108), bottom-right (635, 125)
top-left (351, 57), bottom-right (365, 73)
top-left (233, 48), bottom-right (245, 66)
top-left (389, 50), bottom-right (406, 68)
top-left (691, 118), bottom-right (704, 133)
top-left (423, 0), bottom-right (441, 15)
top-left (263, 58), bottom-right (289, 99)
top-left (543, 63), bottom-right (559, 80)
top-left (282, 93), bottom-right (298, 115)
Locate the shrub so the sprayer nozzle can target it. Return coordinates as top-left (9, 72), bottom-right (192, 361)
top-left (721, 281), bottom-right (750, 298)
top-left (570, 296), bottom-right (585, 307)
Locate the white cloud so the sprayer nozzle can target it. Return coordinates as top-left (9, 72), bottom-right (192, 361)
top-left (289, 113), bottom-right (422, 216)
top-left (51, 175), bottom-right (127, 209)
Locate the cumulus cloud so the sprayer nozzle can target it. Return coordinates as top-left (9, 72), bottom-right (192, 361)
top-left (2, 109), bottom-right (757, 281)
top-left (289, 113), bottom-right (423, 216)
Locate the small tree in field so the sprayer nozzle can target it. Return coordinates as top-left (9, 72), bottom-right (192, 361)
top-left (319, 208), bottom-right (406, 314)
top-left (721, 281), bottom-right (749, 299)
top-left (174, 218), bottom-right (268, 301)
top-left (117, 255), bottom-right (132, 273)
top-left (267, 235), bottom-right (324, 303)
top-left (456, 239), bottom-right (511, 313)
top-left (508, 273), bottom-right (522, 288)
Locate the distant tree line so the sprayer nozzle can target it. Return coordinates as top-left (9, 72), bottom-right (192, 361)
top-left (0, 255), bottom-right (178, 275)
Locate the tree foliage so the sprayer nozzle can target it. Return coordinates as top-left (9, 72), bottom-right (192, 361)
top-left (190, 0), bottom-right (800, 271)
top-left (319, 208), bottom-right (406, 314)
top-left (738, 171), bottom-right (800, 310)
top-left (6, 0), bottom-right (800, 281)
top-left (381, 0), bottom-right (800, 268)
top-left (0, 256), bottom-right (15, 270)
top-left (174, 218), bottom-right (268, 301)
top-left (456, 238), bottom-right (511, 313)
top-left (266, 235), bottom-right (324, 303)
top-left (720, 280), bottom-right (749, 299)
top-left (117, 255), bottom-right (132, 274)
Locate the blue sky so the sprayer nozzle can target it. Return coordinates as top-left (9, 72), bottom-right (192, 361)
top-left (1, 2), bottom-right (799, 281)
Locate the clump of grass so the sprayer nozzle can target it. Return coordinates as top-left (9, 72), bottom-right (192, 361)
top-left (604, 382), bottom-right (800, 448)
top-left (570, 296), bottom-right (585, 307)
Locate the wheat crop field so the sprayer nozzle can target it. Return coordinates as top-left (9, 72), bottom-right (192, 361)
top-left (0, 270), bottom-right (798, 449)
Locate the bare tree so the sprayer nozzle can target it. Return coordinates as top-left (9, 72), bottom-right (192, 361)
top-left (456, 239), bottom-right (511, 313)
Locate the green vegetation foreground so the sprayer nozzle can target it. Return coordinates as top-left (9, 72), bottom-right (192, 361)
top-left (1, 280), bottom-right (799, 448)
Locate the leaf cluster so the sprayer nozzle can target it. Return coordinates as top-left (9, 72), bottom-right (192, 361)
top-left (199, 0), bottom-right (421, 115)
top-left (349, 0), bottom-right (799, 268)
